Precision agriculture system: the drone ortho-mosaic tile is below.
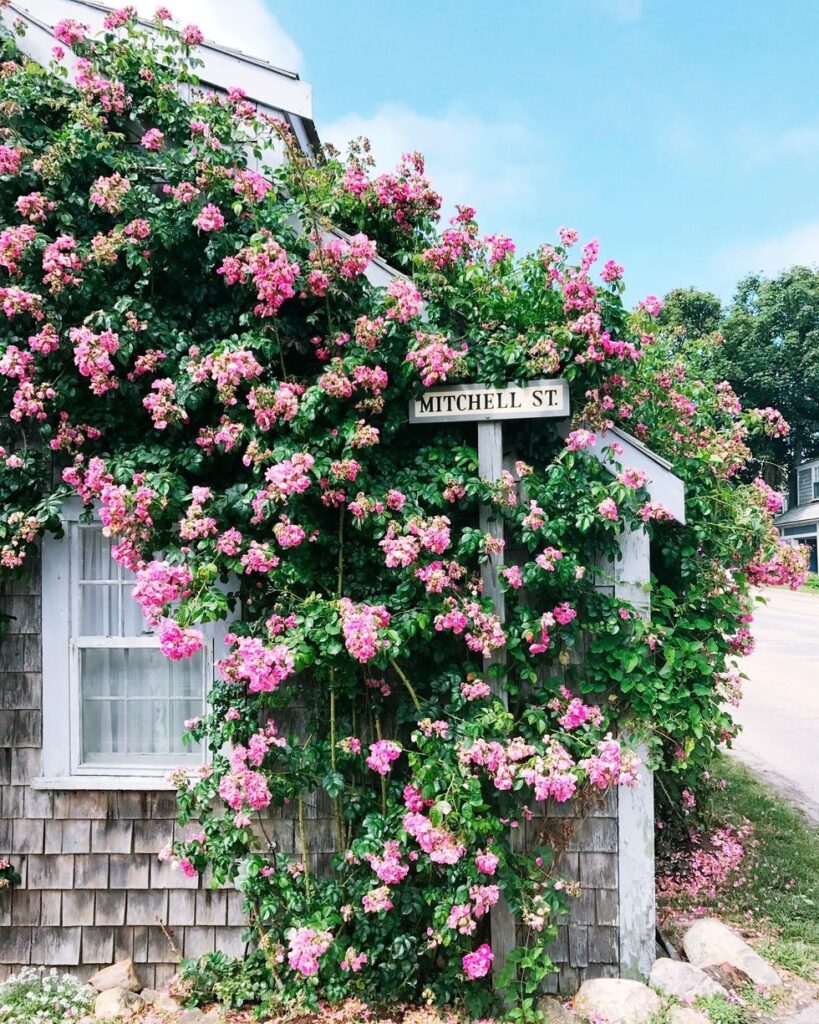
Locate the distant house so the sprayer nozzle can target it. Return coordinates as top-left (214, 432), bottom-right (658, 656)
top-left (776, 458), bottom-right (819, 573)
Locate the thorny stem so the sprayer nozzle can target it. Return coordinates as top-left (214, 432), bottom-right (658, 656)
top-left (156, 917), bottom-right (182, 961)
top-left (331, 506), bottom-right (345, 850)
top-left (388, 656), bottom-right (422, 712)
top-left (283, 132), bottom-right (334, 337)
top-left (256, 811), bottom-right (277, 866)
top-left (330, 687), bottom-right (343, 851)
top-left (297, 794), bottom-right (311, 897)
top-left (337, 506), bottom-right (345, 595)
top-left (254, 919), bottom-right (285, 992)
top-left (375, 715), bottom-right (387, 816)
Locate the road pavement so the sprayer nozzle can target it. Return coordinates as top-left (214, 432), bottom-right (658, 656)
top-left (732, 588), bottom-right (819, 823)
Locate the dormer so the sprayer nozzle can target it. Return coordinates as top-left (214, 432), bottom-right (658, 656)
top-left (796, 458), bottom-right (819, 507)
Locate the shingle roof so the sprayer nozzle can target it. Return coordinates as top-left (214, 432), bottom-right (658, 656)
top-left (5, 0), bottom-right (320, 155)
top-left (776, 503), bottom-right (819, 528)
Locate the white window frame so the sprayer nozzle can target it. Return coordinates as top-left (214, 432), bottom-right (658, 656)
top-left (797, 462), bottom-right (819, 506)
top-left (34, 498), bottom-right (234, 791)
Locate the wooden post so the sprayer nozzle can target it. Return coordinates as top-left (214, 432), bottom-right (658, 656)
top-left (478, 421), bottom-right (506, 658)
top-left (614, 526), bottom-right (655, 979)
top-left (406, 382), bottom-right (574, 986)
top-left (477, 422), bottom-right (517, 978)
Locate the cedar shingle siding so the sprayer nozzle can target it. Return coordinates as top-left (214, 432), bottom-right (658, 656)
top-left (0, 566), bottom-right (621, 993)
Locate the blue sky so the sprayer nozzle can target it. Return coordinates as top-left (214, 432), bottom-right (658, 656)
top-left (176, 0), bottom-right (819, 304)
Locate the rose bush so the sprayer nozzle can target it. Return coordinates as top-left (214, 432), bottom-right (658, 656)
top-left (0, 6), bottom-right (804, 1019)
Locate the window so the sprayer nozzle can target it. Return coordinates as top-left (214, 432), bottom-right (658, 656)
top-left (797, 464), bottom-right (819, 506)
top-left (797, 468), bottom-right (812, 506)
top-left (38, 500), bottom-right (232, 789)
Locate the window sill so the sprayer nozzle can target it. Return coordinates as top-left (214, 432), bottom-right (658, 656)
top-left (31, 775), bottom-right (178, 791)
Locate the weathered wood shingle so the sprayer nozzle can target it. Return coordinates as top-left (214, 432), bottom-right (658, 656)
top-left (0, 568), bottom-right (627, 990)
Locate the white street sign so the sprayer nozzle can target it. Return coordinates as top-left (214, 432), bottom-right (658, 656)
top-left (408, 378), bottom-right (570, 424)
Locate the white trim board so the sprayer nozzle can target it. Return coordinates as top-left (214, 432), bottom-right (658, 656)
top-left (5, 0), bottom-right (314, 121)
top-left (590, 427), bottom-right (687, 525)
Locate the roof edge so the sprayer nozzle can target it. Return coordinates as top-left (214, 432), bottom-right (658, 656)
top-left (34, 0), bottom-right (302, 79)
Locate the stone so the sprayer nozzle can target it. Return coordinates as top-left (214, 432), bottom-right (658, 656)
top-left (782, 1003), bottom-right (819, 1024)
top-left (669, 1009), bottom-right (711, 1024)
top-left (94, 988), bottom-right (142, 1021)
top-left (572, 978), bottom-right (662, 1023)
top-left (682, 919), bottom-right (782, 989)
top-left (89, 958), bottom-right (142, 993)
top-left (537, 996), bottom-right (579, 1023)
top-left (649, 957), bottom-right (727, 1001)
top-left (701, 961), bottom-right (753, 990)
top-left (176, 1010), bottom-right (205, 1023)
top-left (139, 989), bottom-right (180, 1012)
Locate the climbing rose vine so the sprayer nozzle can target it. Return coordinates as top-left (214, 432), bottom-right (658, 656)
top-left (0, 8), bottom-right (805, 1019)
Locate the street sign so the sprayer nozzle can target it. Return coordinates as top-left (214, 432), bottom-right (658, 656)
top-left (408, 378), bottom-right (570, 425)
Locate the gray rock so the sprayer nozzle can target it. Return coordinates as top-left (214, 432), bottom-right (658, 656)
top-left (573, 978), bottom-right (663, 1023)
top-left (537, 998), bottom-right (579, 1024)
top-left (669, 1009), bottom-right (711, 1024)
top-left (89, 959), bottom-right (142, 993)
top-left (781, 1002), bottom-right (819, 1024)
top-left (140, 989), bottom-right (181, 1012)
top-left (94, 988), bottom-right (143, 1021)
top-left (649, 957), bottom-right (727, 1001)
top-left (177, 1010), bottom-right (206, 1023)
top-left (682, 918), bottom-right (782, 989)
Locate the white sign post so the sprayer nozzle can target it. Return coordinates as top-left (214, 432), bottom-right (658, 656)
top-left (409, 379), bottom-right (571, 980)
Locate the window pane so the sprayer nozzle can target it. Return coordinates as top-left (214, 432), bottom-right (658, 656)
top-left (81, 583), bottom-right (119, 636)
top-left (81, 647), bottom-right (204, 765)
top-left (81, 528), bottom-right (117, 582)
top-left (169, 700), bottom-right (203, 748)
top-left (126, 648), bottom-right (203, 699)
top-left (126, 698), bottom-right (201, 756)
top-left (82, 648), bottom-right (127, 698)
top-left (122, 586), bottom-right (147, 636)
top-left (82, 697), bottom-right (126, 758)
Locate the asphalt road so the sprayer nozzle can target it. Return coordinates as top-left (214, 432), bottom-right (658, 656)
top-left (732, 588), bottom-right (819, 823)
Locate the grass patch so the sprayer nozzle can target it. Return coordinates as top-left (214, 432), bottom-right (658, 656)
top-left (799, 571), bottom-right (819, 594)
top-left (712, 757), bottom-right (819, 950)
top-left (757, 937), bottom-right (818, 981)
top-left (694, 984), bottom-right (782, 1024)
top-left (659, 755), bottom-right (819, 978)
top-left (694, 994), bottom-right (749, 1024)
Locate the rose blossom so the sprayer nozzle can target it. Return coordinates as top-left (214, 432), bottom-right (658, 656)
top-left (463, 943), bottom-right (493, 979)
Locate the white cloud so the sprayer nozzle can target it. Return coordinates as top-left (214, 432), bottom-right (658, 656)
top-left (593, 0), bottom-right (643, 21)
top-left (716, 222), bottom-right (819, 281)
top-left (657, 123), bottom-right (703, 163)
top-left (732, 122), bottom-right (819, 168)
top-left (322, 103), bottom-right (560, 236)
top-left (131, 0), bottom-right (302, 72)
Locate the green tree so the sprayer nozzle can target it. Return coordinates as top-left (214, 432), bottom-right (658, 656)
top-left (658, 286), bottom-right (724, 339)
top-left (720, 268), bottom-right (819, 496)
top-left (656, 288), bottom-right (725, 392)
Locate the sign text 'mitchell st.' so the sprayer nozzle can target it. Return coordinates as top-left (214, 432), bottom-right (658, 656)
top-left (409, 378), bottom-right (570, 424)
